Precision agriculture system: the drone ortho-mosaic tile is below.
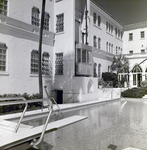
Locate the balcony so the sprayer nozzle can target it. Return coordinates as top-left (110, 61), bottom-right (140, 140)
top-left (76, 63), bottom-right (92, 76)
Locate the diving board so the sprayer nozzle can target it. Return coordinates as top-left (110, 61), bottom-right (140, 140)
top-left (0, 115), bottom-right (87, 150)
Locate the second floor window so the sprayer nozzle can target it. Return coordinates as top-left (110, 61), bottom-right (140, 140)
top-left (56, 13), bottom-right (64, 33)
top-left (93, 13), bottom-right (96, 24)
top-left (0, 0), bottom-right (7, 16)
top-left (140, 31), bottom-right (145, 39)
top-left (43, 12), bottom-right (50, 31)
top-left (129, 33), bottom-right (133, 41)
top-left (98, 15), bottom-right (101, 27)
top-left (98, 38), bottom-right (101, 49)
top-left (93, 36), bottom-right (97, 47)
top-left (32, 7), bottom-right (40, 27)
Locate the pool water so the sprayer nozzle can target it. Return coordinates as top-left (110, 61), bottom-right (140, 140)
top-left (25, 100), bottom-right (147, 150)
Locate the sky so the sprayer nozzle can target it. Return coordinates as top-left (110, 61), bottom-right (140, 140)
top-left (94, 0), bottom-right (147, 25)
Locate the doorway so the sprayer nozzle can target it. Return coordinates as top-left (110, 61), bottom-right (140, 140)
top-left (56, 90), bottom-right (63, 104)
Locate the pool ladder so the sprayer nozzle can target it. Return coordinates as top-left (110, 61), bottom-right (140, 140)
top-left (0, 97), bottom-right (61, 148)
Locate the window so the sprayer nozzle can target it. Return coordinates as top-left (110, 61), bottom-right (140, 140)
top-left (116, 46), bottom-right (118, 55)
top-left (106, 22), bottom-right (108, 30)
top-left (129, 33), bottom-right (133, 41)
top-left (42, 52), bottom-right (51, 75)
top-left (93, 36), bottom-right (97, 47)
top-left (56, 13), bottom-right (64, 32)
top-left (129, 50), bottom-right (133, 54)
top-left (31, 50), bottom-right (38, 74)
top-left (55, 53), bottom-right (63, 75)
top-left (106, 42), bottom-right (108, 52)
top-left (32, 7), bottom-right (40, 27)
top-left (98, 38), bottom-right (101, 49)
top-left (98, 15), bottom-right (101, 26)
top-left (43, 12), bottom-right (50, 31)
top-left (140, 31), bottom-right (145, 39)
top-left (115, 28), bottom-right (117, 37)
top-left (0, 0), bottom-right (7, 16)
top-left (77, 49), bottom-right (90, 64)
top-left (93, 63), bottom-right (97, 77)
top-left (93, 13), bottom-right (96, 24)
top-left (109, 43), bottom-right (111, 53)
top-left (111, 25), bottom-right (113, 33)
top-left (30, 50), bottom-right (51, 75)
top-left (133, 74), bottom-right (136, 85)
top-left (98, 64), bottom-right (101, 78)
top-left (0, 43), bottom-right (7, 71)
top-left (111, 44), bottom-right (113, 54)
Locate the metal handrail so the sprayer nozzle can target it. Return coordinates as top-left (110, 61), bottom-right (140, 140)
top-left (0, 97), bottom-right (27, 133)
top-left (30, 100), bottom-right (53, 148)
top-left (0, 97), bottom-right (53, 133)
top-left (0, 97), bottom-right (55, 147)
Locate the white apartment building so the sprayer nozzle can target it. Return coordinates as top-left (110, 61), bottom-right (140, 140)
top-left (123, 22), bottom-right (147, 88)
top-left (0, 0), bottom-right (123, 103)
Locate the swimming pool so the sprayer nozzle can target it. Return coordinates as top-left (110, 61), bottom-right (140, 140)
top-left (25, 99), bottom-right (147, 150)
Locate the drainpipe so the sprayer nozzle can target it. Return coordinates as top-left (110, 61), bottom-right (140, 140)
top-left (85, 0), bottom-right (88, 45)
top-left (38, 0), bottom-right (46, 98)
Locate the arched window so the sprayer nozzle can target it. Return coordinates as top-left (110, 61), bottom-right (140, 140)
top-left (106, 42), bottom-right (108, 52)
top-left (98, 64), bottom-right (101, 78)
top-left (93, 36), bottom-right (97, 47)
top-left (93, 63), bottom-right (97, 77)
top-left (98, 38), bottom-right (101, 49)
top-left (132, 65), bottom-right (142, 73)
top-left (109, 43), bottom-right (111, 53)
top-left (111, 44), bottom-right (113, 54)
top-left (98, 15), bottom-right (101, 27)
top-left (116, 46), bottom-right (118, 55)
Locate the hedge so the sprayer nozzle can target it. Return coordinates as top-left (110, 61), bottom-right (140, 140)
top-left (0, 93), bottom-right (42, 115)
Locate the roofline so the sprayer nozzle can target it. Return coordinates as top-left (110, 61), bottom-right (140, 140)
top-left (91, 0), bottom-right (124, 26)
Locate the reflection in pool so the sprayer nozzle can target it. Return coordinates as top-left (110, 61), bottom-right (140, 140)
top-left (25, 99), bottom-right (147, 150)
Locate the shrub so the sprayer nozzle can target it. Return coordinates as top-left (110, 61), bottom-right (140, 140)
top-left (121, 87), bottom-right (147, 98)
top-left (0, 93), bottom-right (42, 115)
top-left (102, 72), bottom-right (118, 87)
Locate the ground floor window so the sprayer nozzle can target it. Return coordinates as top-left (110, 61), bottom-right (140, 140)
top-left (31, 50), bottom-right (51, 75)
top-left (55, 53), bottom-right (63, 75)
top-left (0, 43), bottom-right (7, 72)
top-left (133, 74), bottom-right (136, 85)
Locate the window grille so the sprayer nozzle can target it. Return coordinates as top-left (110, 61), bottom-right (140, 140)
top-left (32, 7), bottom-right (40, 27)
top-left (31, 50), bottom-right (39, 74)
top-left (0, 0), bottom-right (7, 16)
top-left (42, 52), bottom-right (50, 75)
top-left (43, 12), bottom-right (50, 31)
top-left (31, 50), bottom-right (51, 75)
top-left (56, 14), bottom-right (64, 32)
top-left (140, 31), bottom-right (145, 39)
top-left (55, 53), bottom-right (63, 75)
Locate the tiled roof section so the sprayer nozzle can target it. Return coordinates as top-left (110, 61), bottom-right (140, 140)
top-left (124, 21), bottom-right (147, 31)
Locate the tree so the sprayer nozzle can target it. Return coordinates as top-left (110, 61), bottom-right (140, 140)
top-left (111, 54), bottom-right (129, 76)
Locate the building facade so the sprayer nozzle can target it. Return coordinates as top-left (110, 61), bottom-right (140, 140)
top-left (123, 22), bottom-right (147, 88)
top-left (0, 0), bottom-right (123, 103)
